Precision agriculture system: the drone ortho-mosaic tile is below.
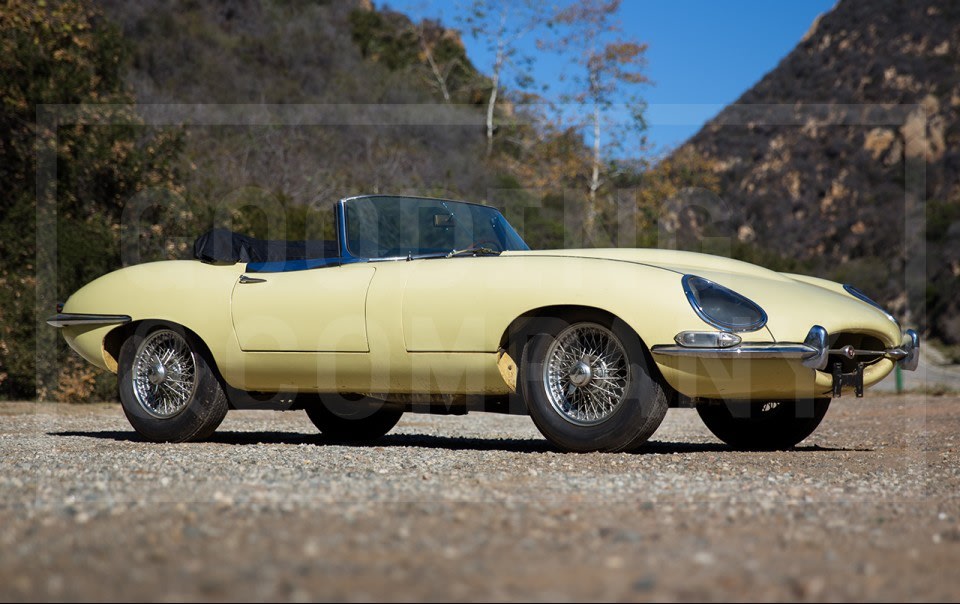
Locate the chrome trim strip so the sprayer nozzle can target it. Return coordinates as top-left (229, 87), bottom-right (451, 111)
top-left (651, 342), bottom-right (817, 360)
top-left (832, 345), bottom-right (900, 359)
top-left (46, 313), bottom-right (131, 328)
top-left (340, 193), bottom-right (494, 210)
top-left (337, 201), bottom-right (365, 265)
top-left (336, 199), bottom-right (348, 259)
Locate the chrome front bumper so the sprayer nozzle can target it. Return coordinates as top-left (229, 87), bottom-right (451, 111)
top-left (46, 313), bottom-right (131, 328)
top-left (651, 325), bottom-right (920, 371)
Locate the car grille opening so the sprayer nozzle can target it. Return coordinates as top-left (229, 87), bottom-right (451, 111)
top-left (826, 332), bottom-right (887, 373)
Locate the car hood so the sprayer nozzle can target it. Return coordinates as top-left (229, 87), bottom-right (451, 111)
top-left (506, 248), bottom-right (791, 281)
top-left (504, 248), bottom-right (901, 345)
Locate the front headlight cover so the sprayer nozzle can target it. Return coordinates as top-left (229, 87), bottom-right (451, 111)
top-left (682, 275), bottom-right (768, 332)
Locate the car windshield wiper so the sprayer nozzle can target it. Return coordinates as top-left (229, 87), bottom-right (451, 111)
top-left (446, 247), bottom-right (501, 258)
top-left (398, 248), bottom-right (502, 261)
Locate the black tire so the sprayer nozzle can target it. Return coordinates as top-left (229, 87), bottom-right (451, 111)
top-left (117, 325), bottom-right (228, 443)
top-left (696, 399), bottom-right (831, 450)
top-left (520, 313), bottom-right (669, 452)
top-left (305, 394), bottom-right (403, 441)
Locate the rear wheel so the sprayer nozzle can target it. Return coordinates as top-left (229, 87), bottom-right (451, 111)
top-left (305, 394), bottom-right (403, 441)
top-left (696, 399), bottom-right (831, 450)
top-left (117, 326), bottom-right (228, 442)
top-left (520, 314), bottom-right (668, 452)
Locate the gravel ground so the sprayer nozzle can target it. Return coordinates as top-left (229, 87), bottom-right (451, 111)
top-left (2, 394), bottom-right (959, 602)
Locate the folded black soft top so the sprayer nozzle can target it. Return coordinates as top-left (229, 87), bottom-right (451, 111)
top-left (193, 228), bottom-right (339, 264)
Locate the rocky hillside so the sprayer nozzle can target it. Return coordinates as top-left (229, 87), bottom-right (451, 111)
top-left (679, 0), bottom-right (960, 343)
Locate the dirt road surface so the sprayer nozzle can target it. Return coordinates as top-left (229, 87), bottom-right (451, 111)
top-left (2, 394), bottom-right (959, 602)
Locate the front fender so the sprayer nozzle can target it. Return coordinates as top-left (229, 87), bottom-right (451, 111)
top-left (58, 261), bottom-right (245, 373)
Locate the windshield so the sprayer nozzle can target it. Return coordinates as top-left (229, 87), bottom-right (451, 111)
top-left (343, 195), bottom-right (529, 259)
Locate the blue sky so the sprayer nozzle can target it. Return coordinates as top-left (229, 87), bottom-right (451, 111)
top-left (383, 0), bottom-right (837, 156)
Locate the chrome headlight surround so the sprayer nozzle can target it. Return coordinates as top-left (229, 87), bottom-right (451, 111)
top-left (843, 284), bottom-right (899, 326)
top-left (681, 275), bottom-right (768, 333)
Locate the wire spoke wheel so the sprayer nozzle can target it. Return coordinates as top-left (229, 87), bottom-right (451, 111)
top-left (542, 323), bottom-right (630, 426)
top-left (132, 329), bottom-right (198, 419)
top-left (521, 313), bottom-right (668, 452)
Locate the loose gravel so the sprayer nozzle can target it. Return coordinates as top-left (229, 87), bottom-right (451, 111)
top-left (1, 394), bottom-right (959, 601)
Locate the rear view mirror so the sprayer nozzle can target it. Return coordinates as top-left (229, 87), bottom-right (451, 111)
top-left (433, 213), bottom-right (455, 228)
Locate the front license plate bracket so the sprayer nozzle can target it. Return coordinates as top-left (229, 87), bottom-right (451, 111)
top-left (831, 361), bottom-right (864, 398)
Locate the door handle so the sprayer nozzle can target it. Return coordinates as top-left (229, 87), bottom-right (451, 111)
top-left (239, 275), bottom-right (266, 284)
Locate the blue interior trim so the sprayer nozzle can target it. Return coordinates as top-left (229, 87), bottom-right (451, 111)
top-left (246, 257), bottom-right (341, 273)
top-left (243, 203), bottom-right (364, 273)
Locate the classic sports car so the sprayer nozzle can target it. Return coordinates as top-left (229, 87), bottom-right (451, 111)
top-left (49, 195), bottom-right (919, 451)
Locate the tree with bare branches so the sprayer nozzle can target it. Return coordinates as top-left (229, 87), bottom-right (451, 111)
top-left (546, 0), bottom-right (650, 239)
top-left (416, 18), bottom-right (461, 103)
top-left (460, 0), bottom-right (545, 156)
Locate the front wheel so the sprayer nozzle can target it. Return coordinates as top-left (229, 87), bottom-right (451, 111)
top-left (520, 316), bottom-right (668, 452)
top-left (305, 395), bottom-right (403, 441)
top-left (117, 326), bottom-right (228, 442)
top-left (696, 399), bottom-right (831, 450)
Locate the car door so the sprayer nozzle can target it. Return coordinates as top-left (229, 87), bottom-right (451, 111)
top-left (231, 264), bottom-right (376, 352)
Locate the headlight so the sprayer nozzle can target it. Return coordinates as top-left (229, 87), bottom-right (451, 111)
top-left (682, 275), bottom-right (767, 332)
top-left (843, 284), bottom-right (899, 325)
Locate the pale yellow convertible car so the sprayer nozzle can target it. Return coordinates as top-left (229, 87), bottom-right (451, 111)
top-left (49, 195), bottom-right (919, 451)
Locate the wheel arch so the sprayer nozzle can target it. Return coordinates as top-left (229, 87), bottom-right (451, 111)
top-left (498, 305), bottom-right (615, 356)
top-left (103, 319), bottom-right (222, 378)
top-left (498, 304), bottom-right (677, 402)
top-left (499, 304), bottom-right (659, 359)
